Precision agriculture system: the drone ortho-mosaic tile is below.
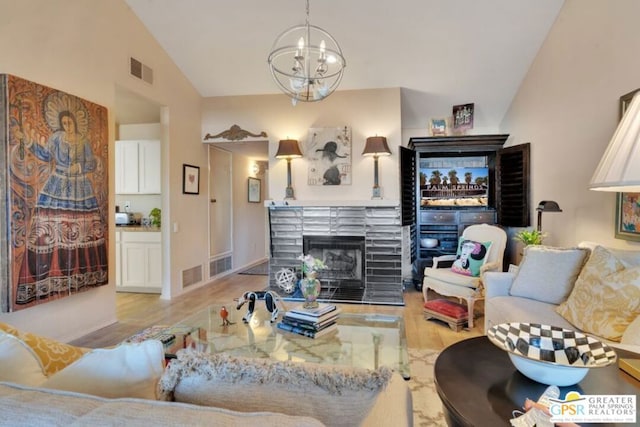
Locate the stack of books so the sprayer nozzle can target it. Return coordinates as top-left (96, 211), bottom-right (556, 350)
top-left (277, 303), bottom-right (341, 338)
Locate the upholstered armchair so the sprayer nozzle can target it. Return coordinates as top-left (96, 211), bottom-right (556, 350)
top-left (422, 224), bottom-right (507, 329)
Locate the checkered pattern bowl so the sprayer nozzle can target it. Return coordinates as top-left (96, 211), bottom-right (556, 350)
top-left (487, 322), bottom-right (617, 386)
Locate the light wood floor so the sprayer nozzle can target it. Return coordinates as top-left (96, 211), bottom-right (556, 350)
top-left (70, 273), bottom-right (483, 351)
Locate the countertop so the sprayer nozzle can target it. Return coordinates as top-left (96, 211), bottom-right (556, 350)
top-left (115, 225), bottom-right (161, 232)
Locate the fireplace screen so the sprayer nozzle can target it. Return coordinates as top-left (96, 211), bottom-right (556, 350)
top-left (303, 236), bottom-right (364, 286)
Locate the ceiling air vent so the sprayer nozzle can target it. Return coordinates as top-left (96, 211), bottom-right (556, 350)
top-left (129, 57), bottom-right (153, 85)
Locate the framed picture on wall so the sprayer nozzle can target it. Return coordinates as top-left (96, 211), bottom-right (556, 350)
top-left (183, 164), bottom-right (200, 195)
top-left (615, 192), bottom-right (640, 241)
top-left (306, 126), bottom-right (352, 186)
top-left (615, 88), bottom-right (640, 241)
top-left (248, 177), bottom-right (261, 203)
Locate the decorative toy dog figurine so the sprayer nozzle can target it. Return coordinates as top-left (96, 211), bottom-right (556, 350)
top-left (236, 291), bottom-right (279, 323)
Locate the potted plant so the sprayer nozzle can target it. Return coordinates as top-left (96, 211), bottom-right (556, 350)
top-left (149, 208), bottom-right (161, 227)
top-left (513, 229), bottom-right (545, 246)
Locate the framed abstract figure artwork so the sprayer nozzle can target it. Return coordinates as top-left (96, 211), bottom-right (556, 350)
top-left (306, 126), bottom-right (352, 186)
top-left (0, 74), bottom-right (109, 312)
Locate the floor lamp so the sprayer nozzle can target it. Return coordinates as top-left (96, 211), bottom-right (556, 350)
top-left (275, 139), bottom-right (303, 199)
top-left (536, 200), bottom-right (562, 232)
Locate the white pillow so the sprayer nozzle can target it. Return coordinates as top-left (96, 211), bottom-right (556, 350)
top-left (41, 340), bottom-right (164, 399)
top-left (0, 331), bottom-right (47, 387)
top-left (509, 246), bottom-right (589, 304)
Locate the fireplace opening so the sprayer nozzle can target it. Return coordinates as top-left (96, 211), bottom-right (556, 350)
top-left (303, 235), bottom-right (365, 302)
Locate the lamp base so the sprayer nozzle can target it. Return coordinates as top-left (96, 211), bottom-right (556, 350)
top-left (284, 187), bottom-right (295, 200)
top-left (371, 187), bottom-right (382, 199)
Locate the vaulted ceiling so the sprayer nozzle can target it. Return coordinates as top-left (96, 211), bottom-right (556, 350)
top-left (123, 0), bottom-right (564, 130)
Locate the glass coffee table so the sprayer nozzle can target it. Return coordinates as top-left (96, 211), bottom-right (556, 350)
top-left (171, 303), bottom-right (410, 379)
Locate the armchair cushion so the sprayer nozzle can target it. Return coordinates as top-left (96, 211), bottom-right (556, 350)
top-left (451, 238), bottom-right (492, 277)
top-left (556, 245), bottom-right (640, 342)
top-left (509, 246), bottom-right (589, 304)
top-left (425, 267), bottom-right (482, 288)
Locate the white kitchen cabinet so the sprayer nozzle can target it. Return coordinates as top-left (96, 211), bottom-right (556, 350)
top-left (115, 140), bottom-right (161, 194)
top-left (119, 231), bottom-right (161, 293)
top-left (115, 231), bottom-right (122, 287)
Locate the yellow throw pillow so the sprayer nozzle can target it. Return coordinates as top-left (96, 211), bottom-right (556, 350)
top-left (0, 323), bottom-right (87, 376)
top-left (556, 246), bottom-right (640, 342)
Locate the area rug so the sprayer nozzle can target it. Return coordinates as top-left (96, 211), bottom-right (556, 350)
top-left (408, 348), bottom-right (446, 427)
top-left (238, 261), bottom-right (269, 275)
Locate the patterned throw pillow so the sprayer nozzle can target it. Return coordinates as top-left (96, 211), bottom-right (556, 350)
top-left (556, 246), bottom-right (640, 342)
top-left (451, 237), bottom-right (492, 277)
top-left (0, 323), bottom-right (87, 376)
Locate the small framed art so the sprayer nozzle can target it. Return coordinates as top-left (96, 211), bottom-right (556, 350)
top-left (614, 88), bottom-right (640, 241)
top-left (183, 164), bottom-right (200, 195)
top-left (615, 192), bottom-right (640, 241)
top-left (248, 177), bottom-right (261, 203)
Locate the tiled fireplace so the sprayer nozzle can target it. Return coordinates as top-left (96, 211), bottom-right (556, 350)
top-left (267, 203), bottom-right (404, 305)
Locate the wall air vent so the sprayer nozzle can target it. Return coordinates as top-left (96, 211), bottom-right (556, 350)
top-left (129, 57), bottom-right (153, 85)
top-left (209, 256), bottom-right (232, 278)
top-left (181, 265), bottom-right (203, 288)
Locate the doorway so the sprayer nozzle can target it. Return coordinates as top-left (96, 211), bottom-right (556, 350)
top-left (208, 147), bottom-right (233, 272)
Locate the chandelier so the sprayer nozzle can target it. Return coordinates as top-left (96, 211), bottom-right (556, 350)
top-left (267, 0), bottom-right (346, 105)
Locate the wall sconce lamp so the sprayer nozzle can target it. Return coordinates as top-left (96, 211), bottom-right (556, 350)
top-left (362, 136), bottom-right (392, 199)
top-left (275, 139), bottom-right (303, 199)
top-left (536, 200), bottom-right (562, 232)
top-left (590, 91), bottom-right (640, 192)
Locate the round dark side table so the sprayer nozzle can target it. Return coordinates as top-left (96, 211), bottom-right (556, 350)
top-left (434, 336), bottom-right (640, 427)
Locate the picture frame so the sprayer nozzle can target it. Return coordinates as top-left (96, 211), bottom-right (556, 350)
top-left (182, 164), bottom-right (200, 195)
top-left (248, 177), bottom-right (261, 203)
top-left (429, 118), bottom-right (447, 136)
top-left (615, 88), bottom-right (640, 241)
top-left (306, 126), bottom-right (352, 186)
top-left (0, 74), bottom-right (109, 312)
top-left (615, 192), bottom-right (640, 241)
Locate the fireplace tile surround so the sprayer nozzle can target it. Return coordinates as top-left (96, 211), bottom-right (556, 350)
top-left (267, 201), bottom-right (404, 305)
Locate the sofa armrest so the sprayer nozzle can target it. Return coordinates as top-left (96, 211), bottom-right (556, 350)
top-left (483, 272), bottom-right (516, 298)
top-left (361, 372), bottom-right (413, 427)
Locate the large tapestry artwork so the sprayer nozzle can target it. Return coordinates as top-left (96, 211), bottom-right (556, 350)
top-left (307, 126), bottom-right (351, 186)
top-left (0, 74), bottom-right (109, 312)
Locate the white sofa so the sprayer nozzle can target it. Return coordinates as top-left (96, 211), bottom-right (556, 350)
top-left (0, 325), bottom-right (413, 427)
top-left (484, 242), bottom-right (640, 355)
top-left (0, 381), bottom-right (325, 426)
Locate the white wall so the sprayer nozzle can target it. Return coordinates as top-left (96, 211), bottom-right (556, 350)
top-left (232, 154), bottom-right (268, 268)
top-left (0, 0), bottom-right (205, 341)
top-left (501, 0), bottom-right (640, 260)
top-left (202, 88), bottom-right (402, 203)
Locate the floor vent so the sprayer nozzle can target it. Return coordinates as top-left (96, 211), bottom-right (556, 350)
top-left (210, 256), bottom-right (232, 278)
top-left (182, 265), bottom-right (203, 288)
top-left (129, 57), bottom-right (154, 84)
